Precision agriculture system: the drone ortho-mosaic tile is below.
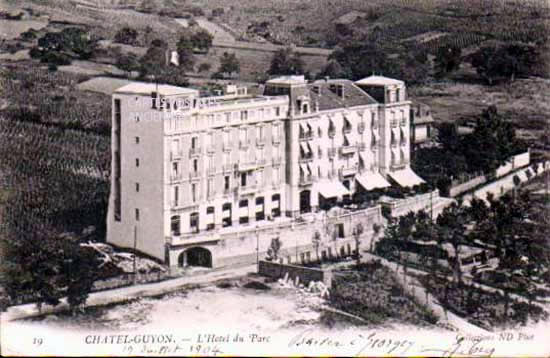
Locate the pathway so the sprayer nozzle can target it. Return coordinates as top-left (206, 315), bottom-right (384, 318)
top-left (362, 252), bottom-right (491, 335)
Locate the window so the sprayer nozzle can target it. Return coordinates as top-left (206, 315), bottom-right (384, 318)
top-left (224, 175), bottom-right (230, 190)
top-left (223, 130), bottom-right (230, 147)
top-left (135, 136), bottom-right (140, 144)
top-left (225, 112), bottom-right (231, 122)
top-left (174, 186), bottom-right (179, 206)
top-left (222, 203), bottom-right (232, 227)
top-left (172, 162), bottom-right (178, 175)
top-left (151, 91), bottom-right (157, 109)
top-left (208, 156), bottom-right (214, 171)
top-left (241, 172), bottom-right (247, 187)
top-left (255, 196), bottom-right (265, 221)
top-left (191, 136), bottom-right (198, 149)
top-left (172, 139), bottom-right (179, 156)
top-left (273, 123), bottom-right (280, 142)
top-left (257, 125), bottom-right (264, 141)
top-left (207, 178), bottom-right (213, 197)
top-left (135, 208), bottom-right (140, 221)
top-left (303, 103), bottom-right (309, 114)
top-left (239, 128), bottom-right (248, 143)
top-left (256, 170), bottom-right (263, 187)
top-left (206, 132), bottom-right (213, 150)
top-left (191, 183), bottom-right (197, 202)
top-left (239, 199), bottom-right (249, 224)
top-left (136, 182), bottom-right (140, 192)
top-left (386, 89), bottom-right (391, 103)
top-left (240, 110), bottom-right (248, 121)
top-left (275, 107), bottom-right (280, 117)
top-left (171, 215), bottom-right (180, 236)
top-left (206, 207), bottom-right (215, 230)
top-left (271, 194), bottom-right (281, 217)
top-left (190, 212), bottom-right (199, 233)
top-left (135, 158), bottom-right (140, 167)
top-left (193, 159), bottom-right (198, 172)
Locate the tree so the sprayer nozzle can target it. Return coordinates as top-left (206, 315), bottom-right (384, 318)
top-left (32, 27), bottom-right (97, 64)
top-left (114, 26), bottom-right (139, 45)
top-left (214, 52), bottom-right (240, 78)
top-left (462, 105), bottom-right (523, 174)
top-left (197, 63), bottom-right (212, 73)
top-left (436, 200), bottom-right (468, 284)
top-left (176, 34), bottom-right (196, 71)
top-left (140, 42), bottom-right (168, 78)
top-left (471, 42), bottom-right (545, 85)
top-left (370, 223), bottom-right (381, 252)
top-left (317, 59), bottom-right (347, 79)
top-left (437, 122), bottom-right (461, 153)
top-left (398, 211), bottom-right (416, 282)
top-left (328, 36), bottom-right (430, 84)
top-left (116, 52), bottom-right (140, 78)
top-left (312, 230), bottom-right (322, 262)
top-left (268, 47), bottom-right (304, 76)
top-left (266, 237), bottom-right (282, 262)
top-left (352, 223), bottom-right (364, 267)
top-left (191, 30), bottom-right (213, 53)
top-left (435, 45), bottom-right (462, 77)
top-left (2, 232), bottom-right (100, 313)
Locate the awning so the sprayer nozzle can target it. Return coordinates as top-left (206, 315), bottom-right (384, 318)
top-left (388, 167), bottom-right (425, 187)
top-left (356, 172), bottom-right (391, 190)
top-left (299, 122), bottom-right (308, 132)
top-left (300, 142), bottom-right (311, 154)
top-left (317, 180), bottom-right (350, 198)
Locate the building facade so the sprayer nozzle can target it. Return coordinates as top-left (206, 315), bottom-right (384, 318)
top-left (410, 102), bottom-right (434, 154)
top-left (106, 75), bottom-right (424, 269)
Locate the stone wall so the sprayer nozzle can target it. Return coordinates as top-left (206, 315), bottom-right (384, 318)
top-left (449, 175), bottom-right (487, 197)
top-left (258, 260), bottom-right (333, 288)
top-left (448, 151), bottom-right (530, 197)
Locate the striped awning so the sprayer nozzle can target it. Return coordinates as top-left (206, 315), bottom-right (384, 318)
top-left (317, 180), bottom-right (350, 198)
top-left (388, 168), bottom-right (425, 187)
top-left (356, 172), bottom-right (391, 190)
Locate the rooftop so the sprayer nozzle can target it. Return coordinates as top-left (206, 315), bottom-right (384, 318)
top-left (115, 82), bottom-right (199, 96)
top-left (266, 75), bottom-right (307, 85)
top-left (355, 75), bottom-right (404, 87)
top-left (308, 79), bottom-right (377, 110)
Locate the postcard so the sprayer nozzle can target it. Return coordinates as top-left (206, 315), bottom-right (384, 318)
top-left (1, 0), bottom-right (549, 356)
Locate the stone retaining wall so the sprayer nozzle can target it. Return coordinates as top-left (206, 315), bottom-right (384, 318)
top-left (258, 260), bottom-right (333, 288)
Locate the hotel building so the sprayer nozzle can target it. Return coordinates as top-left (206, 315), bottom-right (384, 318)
top-left (106, 75), bottom-right (425, 268)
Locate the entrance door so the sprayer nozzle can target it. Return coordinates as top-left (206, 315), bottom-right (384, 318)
top-left (183, 247), bottom-right (212, 268)
top-left (300, 190), bottom-right (311, 213)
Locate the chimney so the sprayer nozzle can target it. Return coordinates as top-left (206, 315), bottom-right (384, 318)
top-left (337, 84), bottom-right (345, 98)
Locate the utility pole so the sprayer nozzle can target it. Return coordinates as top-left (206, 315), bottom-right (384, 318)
top-left (430, 189), bottom-right (434, 221)
top-left (256, 225), bottom-right (259, 272)
top-left (133, 225), bottom-right (137, 284)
